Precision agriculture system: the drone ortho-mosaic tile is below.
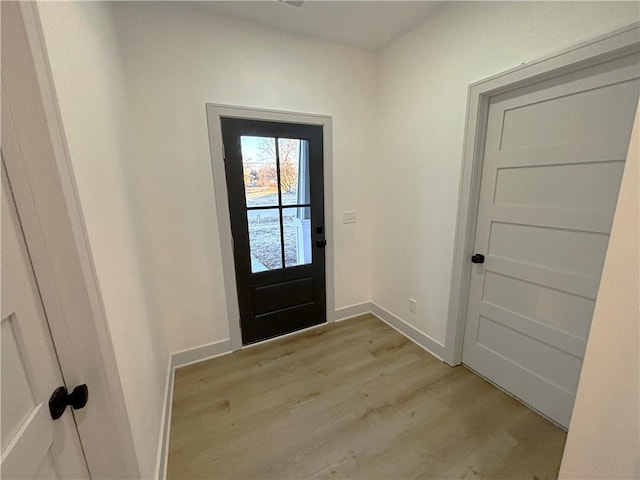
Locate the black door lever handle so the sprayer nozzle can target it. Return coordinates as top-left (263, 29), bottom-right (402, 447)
top-left (317, 239), bottom-right (327, 248)
top-left (471, 254), bottom-right (485, 264)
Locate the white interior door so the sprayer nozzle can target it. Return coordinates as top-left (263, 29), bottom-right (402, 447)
top-left (462, 53), bottom-right (640, 428)
top-left (1, 162), bottom-right (89, 479)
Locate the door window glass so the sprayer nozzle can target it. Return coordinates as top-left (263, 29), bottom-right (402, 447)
top-left (247, 209), bottom-right (282, 272)
top-left (241, 136), bottom-right (278, 208)
top-left (240, 136), bottom-right (312, 273)
top-left (283, 207), bottom-right (312, 268)
top-left (278, 139), bottom-right (310, 205)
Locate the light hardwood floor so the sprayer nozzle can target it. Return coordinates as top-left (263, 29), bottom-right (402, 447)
top-left (167, 314), bottom-right (566, 479)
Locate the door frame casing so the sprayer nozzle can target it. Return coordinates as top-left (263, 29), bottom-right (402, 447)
top-left (206, 104), bottom-right (334, 351)
top-left (445, 23), bottom-right (640, 366)
top-left (2, 2), bottom-right (141, 477)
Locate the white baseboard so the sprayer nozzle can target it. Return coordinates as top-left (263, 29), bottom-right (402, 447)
top-left (333, 302), bottom-right (372, 322)
top-left (155, 356), bottom-right (173, 480)
top-left (171, 339), bottom-right (233, 369)
top-left (370, 302), bottom-right (446, 361)
top-left (155, 339), bottom-right (233, 479)
top-left (155, 306), bottom-right (445, 478)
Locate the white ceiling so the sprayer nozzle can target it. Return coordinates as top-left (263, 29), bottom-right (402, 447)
top-left (189, 1), bottom-right (444, 52)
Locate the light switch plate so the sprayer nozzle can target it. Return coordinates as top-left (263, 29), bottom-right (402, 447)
top-left (409, 298), bottom-right (417, 313)
top-left (343, 211), bottom-right (357, 224)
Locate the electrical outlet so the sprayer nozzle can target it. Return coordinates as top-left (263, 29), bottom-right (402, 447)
top-left (409, 298), bottom-right (417, 313)
top-left (343, 211), bottom-right (357, 224)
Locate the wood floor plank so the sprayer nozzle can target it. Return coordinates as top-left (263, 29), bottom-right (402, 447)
top-left (168, 314), bottom-right (566, 479)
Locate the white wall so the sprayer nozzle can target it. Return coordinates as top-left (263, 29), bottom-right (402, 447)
top-left (559, 102), bottom-right (639, 479)
top-left (34, 1), bottom-right (639, 475)
top-left (37, 3), bottom-right (168, 478)
top-left (372, 1), bottom-right (640, 351)
top-left (110, 2), bottom-right (376, 354)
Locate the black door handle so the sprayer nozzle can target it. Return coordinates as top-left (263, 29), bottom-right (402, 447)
top-left (49, 384), bottom-right (88, 420)
top-left (471, 254), bottom-right (485, 264)
top-left (316, 239), bottom-right (327, 248)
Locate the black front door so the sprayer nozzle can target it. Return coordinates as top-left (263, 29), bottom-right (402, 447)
top-left (220, 118), bottom-right (326, 345)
